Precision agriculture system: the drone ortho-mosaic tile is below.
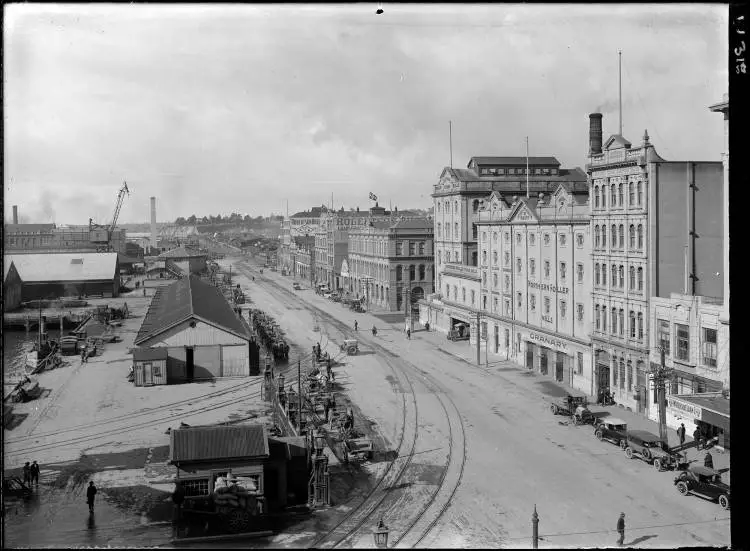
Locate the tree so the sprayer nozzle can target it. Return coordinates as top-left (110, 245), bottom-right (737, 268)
top-left (187, 214), bottom-right (197, 224)
top-left (175, 216), bottom-right (187, 225)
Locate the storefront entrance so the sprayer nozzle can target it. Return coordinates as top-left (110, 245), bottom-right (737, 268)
top-left (526, 343), bottom-right (535, 370)
top-left (539, 348), bottom-right (549, 376)
top-left (555, 353), bottom-right (565, 383)
top-left (597, 363), bottom-right (610, 393)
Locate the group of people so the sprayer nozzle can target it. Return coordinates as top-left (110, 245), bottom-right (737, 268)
top-left (22, 461), bottom-right (40, 487)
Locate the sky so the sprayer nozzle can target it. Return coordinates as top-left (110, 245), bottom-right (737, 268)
top-left (4, 4), bottom-right (728, 225)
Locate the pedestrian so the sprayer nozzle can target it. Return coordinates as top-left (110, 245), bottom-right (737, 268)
top-left (87, 481), bottom-right (97, 513)
top-left (616, 512), bottom-right (625, 546)
top-left (354, 320), bottom-right (358, 332)
top-left (693, 427), bottom-right (702, 449)
top-left (704, 451), bottom-right (714, 469)
top-left (677, 423), bottom-right (686, 446)
top-left (143, 287), bottom-right (147, 297)
top-left (22, 462), bottom-right (31, 486)
top-left (406, 328), bottom-right (411, 340)
top-left (30, 461), bottom-right (39, 486)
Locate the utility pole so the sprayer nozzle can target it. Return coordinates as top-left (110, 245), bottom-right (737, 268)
top-left (476, 312), bottom-right (481, 366)
top-left (650, 346), bottom-right (673, 449)
top-left (298, 359), bottom-right (303, 432)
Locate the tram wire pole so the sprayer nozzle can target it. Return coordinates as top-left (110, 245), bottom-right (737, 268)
top-left (476, 312), bottom-right (481, 366)
top-left (298, 359), bottom-right (302, 433)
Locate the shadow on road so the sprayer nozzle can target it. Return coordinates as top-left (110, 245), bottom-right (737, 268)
top-left (628, 534), bottom-right (659, 545)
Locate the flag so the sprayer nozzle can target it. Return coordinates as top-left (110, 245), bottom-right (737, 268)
top-left (369, 192), bottom-right (378, 201)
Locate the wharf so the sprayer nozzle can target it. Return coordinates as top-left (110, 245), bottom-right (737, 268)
top-left (3, 307), bottom-right (94, 330)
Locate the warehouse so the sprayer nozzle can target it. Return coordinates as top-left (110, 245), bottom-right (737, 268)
top-left (133, 275), bottom-right (253, 383)
top-left (3, 260), bottom-right (23, 311)
top-left (5, 252), bottom-right (120, 301)
top-left (157, 246), bottom-right (207, 275)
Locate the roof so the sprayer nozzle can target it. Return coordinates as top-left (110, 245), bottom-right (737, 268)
top-left (445, 166), bottom-right (587, 184)
top-left (269, 436), bottom-right (308, 461)
top-left (170, 425), bottom-right (269, 463)
top-left (628, 429), bottom-right (661, 441)
top-left (604, 134), bottom-right (632, 150)
top-left (132, 347), bottom-right (169, 361)
top-left (157, 246), bottom-right (206, 259)
top-left (677, 393), bottom-right (729, 417)
top-left (291, 207), bottom-right (323, 218)
top-left (470, 156), bottom-right (561, 167)
top-left (134, 276), bottom-right (252, 344)
top-left (602, 417), bottom-right (627, 425)
top-left (389, 218), bottom-right (433, 230)
top-left (4, 223), bottom-right (56, 234)
top-left (687, 466), bottom-right (722, 476)
top-left (5, 253), bottom-right (119, 283)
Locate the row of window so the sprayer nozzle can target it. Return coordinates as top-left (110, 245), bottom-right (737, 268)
top-left (480, 259), bottom-right (585, 284)
top-left (593, 180), bottom-right (644, 210)
top-left (594, 224), bottom-right (644, 250)
top-left (594, 306), bottom-right (644, 341)
top-left (481, 230), bottom-right (585, 248)
top-left (477, 167), bottom-right (558, 177)
top-left (657, 320), bottom-right (718, 367)
top-left (594, 263), bottom-right (644, 291)
top-left (611, 357), bottom-right (645, 392)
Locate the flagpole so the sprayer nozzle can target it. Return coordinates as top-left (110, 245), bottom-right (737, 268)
top-left (618, 50), bottom-right (623, 136)
top-left (449, 121), bottom-right (453, 169)
top-left (526, 136), bottom-right (530, 199)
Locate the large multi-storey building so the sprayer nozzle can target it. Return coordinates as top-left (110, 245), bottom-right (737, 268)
top-left (586, 112), bottom-right (723, 416)
top-left (4, 223), bottom-right (128, 255)
top-left (345, 218), bottom-right (434, 312)
top-left (425, 156), bottom-right (588, 346)
top-left (472, 184), bottom-right (593, 393)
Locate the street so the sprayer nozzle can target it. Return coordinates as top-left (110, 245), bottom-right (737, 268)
top-left (229, 256), bottom-right (730, 549)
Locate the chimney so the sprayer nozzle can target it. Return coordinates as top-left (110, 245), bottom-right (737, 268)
top-left (589, 112), bottom-right (603, 156)
top-left (13, 205), bottom-right (18, 225)
top-left (150, 197), bottom-right (158, 252)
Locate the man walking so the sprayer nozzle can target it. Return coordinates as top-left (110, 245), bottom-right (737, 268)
top-left (704, 451), bottom-right (714, 469)
top-left (22, 462), bottom-right (31, 486)
top-left (677, 423), bottom-right (686, 446)
top-left (616, 512), bottom-right (626, 546)
top-left (406, 328), bottom-right (411, 340)
top-left (354, 320), bottom-right (358, 332)
top-left (30, 461), bottom-right (40, 487)
top-left (87, 481), bottom-right (98, 513)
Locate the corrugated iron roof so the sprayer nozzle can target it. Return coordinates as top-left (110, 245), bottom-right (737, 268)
top-left (170, 425), bottom-right (269, 463)
top-left (5, 253), bottom-right (119, 283)
top-left (134, 276), bottom-right (251, 345)
top-left (470, 156), bottom-right (561, 166)
top-left (132, 347), bottom-right (169, 361)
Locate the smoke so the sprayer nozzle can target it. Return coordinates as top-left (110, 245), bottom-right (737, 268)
top-left (594, 98), bottom-right (619, 115)
top-left (40, 192), bottom-right (57, 223)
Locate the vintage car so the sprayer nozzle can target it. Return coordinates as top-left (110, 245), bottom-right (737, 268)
top-left (339, 339), bottom-right (359, 356)
top-left (594, 417), bottom-right (628, 448)
top-left (292, 282), bottom-right (303, 290)
top-left (550, 394), bottom-right (587, 416)
top-left (674, 466), bottom-right (730, 509)
top-left (624, 430), bottom-right (679, 471)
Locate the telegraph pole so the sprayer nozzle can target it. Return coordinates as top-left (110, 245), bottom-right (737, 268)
top-left (298, 359), bottom-right (303, 432)
top-left (650, 346), bottom-right (673, 449)
top-left (476, 312), bottom-right (481, 365)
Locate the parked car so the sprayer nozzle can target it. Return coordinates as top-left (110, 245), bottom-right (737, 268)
top-left (624, 430), bottom-right (679, 471)
top-left (674, 466), bottom-right (730, 509)
top-left (292, 282), bottom-right (303, 290)
top-left (594, 417), bottom-right (628, 448)
top-left (550, 394), bottom-right (588, 416)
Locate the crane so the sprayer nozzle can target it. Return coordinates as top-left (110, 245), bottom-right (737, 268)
top-left (89, 181), bottom-right (130, 251)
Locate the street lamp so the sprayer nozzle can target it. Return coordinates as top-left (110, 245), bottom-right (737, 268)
top-left (373, 519), bottom-right (390, 548)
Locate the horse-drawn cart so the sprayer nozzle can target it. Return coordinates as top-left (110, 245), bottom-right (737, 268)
top-left (340, 338), bottom-right (359, 356)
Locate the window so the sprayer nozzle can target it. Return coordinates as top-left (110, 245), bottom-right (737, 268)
top-left (482, 271), bottom-right (487, 286)
top-left (611, 264), bottom-right (617, 287)
top-left (493, 297), bottom-right (498, 312)
top-left (618, 224), bottom-right (624, 248)
top-left (702, 328), bottom-right (717, 367)
top-left (637, 312), bottom-right (643, 341)
top-left (613, 358), bottom-right (618, 386)
top-left (409, 265), bottom-right (416, 280)
top-left (658, 319), bottom-right (670, 354)
top-left (396, 265), bottom-right (402, 281)
top-left (629, 225), bottom-right (635, 249)
top-left (627, 361), bottom-right (633, 392)
top-left (453, 285), bottom-right (458, 300)
top-left (419, 242), bottom-right (425, 255)
top-left (462, 287), bottom-right (466, 303)
top-left (396, 242), bottom-right (403, 256)
top-left (530, 294), bottom-right (536, 311)
top-left (577, 263), bottom-right (584, 283)
top-left (560, 261), bottom-right (567, 281)
top-left (455, 223), bottom-right (459, 239)
top-left (517, 233), bottom-right (522, 244)
top-left (529, 259), bottom-right (536, 277)
top-left (409, 241), bottom-right (416, 255)
top-left (446, 283), bottom-right (450, 297)
top-left (455, 201), bottom-right (458, 213)
top-left (619, 359), bottom-right (625, 389)
top-left (529, 233), bottom-right (536, 246)
top-left (482, 250), bottom-right (488, 264)
top-left (594, 186), bottom-right (600, 208)
top-left (504, 232), bottom-right (510, 242)
top-left (544, 233), bottom-right (550, 246)
top-left (577, 303), bottom-right (584, 322)
top-left (576, 233), bottom-right (584, 247)
top-left (595, 305), bottom-right (601, 330)
top-left (601, 225), bottom-right (607, 247)
top-left (618, 183), bottom-right (624, 206)
top-left (504, 274), bottom-right (510, 291)
top-left (602, 264), bottom-right (607, 287)
top-left (504, 299), bottom-right (511, 316)
top-left (577, 352), bottom-right (584, 375)
top-left (472, 224), bottom-right (478, 240)
top-left (437, 223), bottom-right (442, 238)
top-left (629, 266), bottom-right (635, 290)
top-left (493, 273), bottom-right (498, 288)
top-left (602, 306), bottom-right (607, 332)
top-left (611, 308), bottom-right (617, 334)
top-left (675, 324), bottom-right (689, 361)
top-left (560, 300), bottom-right (567, 319)
top-left (493, 232), bottom-right (498, 243)
top-left (630, 311), bottom-right (636, 338)
top-left (595, 225), bottom-right (600, 248)
top-left (618, 309), bottom-right (624, 336)
top-left (637, 224), bottom-right (643, 249)
top-left (611, 224), bottom-right (617, 248)
top-left (473, 199), bottom-right (480, 212)
top-left (544, 261), bottom-right (550, 279)
top-left (611, 183), bottom-right (617, 207)
top-left (419, 264), bottom-right (425, 280)
top-left (637, 181), bottom-right (643, 205)
top-left (595, 264), bottom-right (601, 285)
top-left (544, 297), bottom-right (551, 314)
top-left (504, 252), bottom-right (510, 266)
top-left (517, 292), bottom-right (523, 308)
top-left (182, 479), bottom-right (210, 497)
top-left (637, 267), bottom-right (643, 291)
top-left (481, 293), bottom-right (485, 309)
top-left (560, 234), bottom-right (567, 247)
top-left (482, 231), bottom-right (487, 243)
top-left (493, 251), bottom-right (498, 265)
top-left (517, 257), bottom-right (522, 274)
top-left (437, 202), bottom-right (441, 213)
top-left (619, 265), bottom-right (624, 288)
top-left (629, 182), bottom-right (635, 206)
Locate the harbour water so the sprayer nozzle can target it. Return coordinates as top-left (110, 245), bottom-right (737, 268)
top-left (3, 328), bottom-right (64, 388)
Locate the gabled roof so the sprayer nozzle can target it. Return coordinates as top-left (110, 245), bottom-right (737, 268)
top-left (507, 197), bottom-right (540, 222)
top-left (158, 246), bottom-right (206, 259)
top-left (134, 276), bottom-right (251, 345)
top-left (291, 207), bottom-right (323, 218)
top-left (5, 253), bottom-right (119, 283)
top-left (470, 156), bottom-right (561, 167)
top-left (170, 425), bottom-right (269, 463)
top-left (604, 134), bottom-right (632, 150)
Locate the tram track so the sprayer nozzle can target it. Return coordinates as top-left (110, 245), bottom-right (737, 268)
top-left (238, 258), bottom-right (466, 548)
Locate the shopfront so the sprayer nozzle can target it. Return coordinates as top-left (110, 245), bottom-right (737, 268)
top-left (666, 393), bottom-right (730, 450)
top-left (519, 329), bottom-right (588, 390)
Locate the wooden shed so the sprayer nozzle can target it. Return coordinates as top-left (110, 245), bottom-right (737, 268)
top-left (132, 347), bottom-right (168, 386)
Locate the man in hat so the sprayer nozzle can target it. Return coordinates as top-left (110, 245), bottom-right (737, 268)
top-left (87, 481), bottom-right (98, 513)
top-left (704, 451), bottom-right (714, 469)
top-left (30, 461), bottom-right (40, 487)
top-left (22, 462), bottom-right (31, 486)
top-left (677, 423), bottom-right (686, 446)
top-left (616, 512), bottom-right (626, 546)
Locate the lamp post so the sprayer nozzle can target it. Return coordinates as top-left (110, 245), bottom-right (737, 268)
top-left (373, 519), bottom-right (390, 548)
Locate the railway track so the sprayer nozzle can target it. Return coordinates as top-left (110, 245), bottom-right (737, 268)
top-left (239, 257), bottom-right (466, 548)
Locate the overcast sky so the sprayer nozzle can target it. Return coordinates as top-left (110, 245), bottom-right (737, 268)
top-left (4, 4), bottom-right (727, 225)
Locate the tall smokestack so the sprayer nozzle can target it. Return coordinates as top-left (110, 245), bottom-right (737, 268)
top-left (589, 113), bottom-right (603, 156)
top-left (13, 205), bottom-right (18, 225)
top-left (150, 197), bottom-right (157, 252)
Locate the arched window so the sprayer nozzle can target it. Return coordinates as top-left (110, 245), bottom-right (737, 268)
top-left (462, 287), bottom-right (466, 303)
top-left (453, 285), bottom-right (458, 300)
top-left (602, 305), bottom-right (607, 332)
top-left (602, 225), bottom-right (607, 247)
top-left (630, 311), bottom-right (636, 338)
top-left (637, 181), bottom-right (643, 205)
top-left (629, 266), bottom-right (635, 289)
top-left (611, 264), bottom-right (617, 287)
top-left (482, 250), bottom-right (487, 264)
top-left (454, 201), bottom-right (458, 213)
top-left (594, 225), bottom-right (600, 248)
top-left (611, 224), bottom-right (617, 248)
top-left (602, 264), bottom-right (607, 287)
top-left (619, 309), bottom-right (624, 336)
top-left (409, 265), bottom-right (416, 280)
top-left (473, 199), bottom-right (480, 212)
top-left (419, 264), bottom-right (425, 280)
top-left (627, 361), bottom-right (633, 391)
top-left (437, 202), bottom-right (441, 213)
top-left (437, 223), bottom-right (442, 238)
top-left (602, 185), bottom-right (607, 208)
top-left (618, 183), bottom-right (624, 206)
top-left (493, 273), bottom-right (498, 288)
top-left (629, 225), bottom-right (635, 249)
top-left (595, 263), bottom-right (601, 285)
top-left (637, 267), bottom-right (643, 291)
top-left (637, 312), bottom-right (643, 340)
top-left (454, 223), bottom-right (459, 239)
top-left (594, 186), bottom-right (600, 208)
top-left (619, 265), bottom-right (624, 288)
top-left (611, 183), bottom-right (617, 207)
top-left (629, 182), bottom-right (635, 206)
top-left (493, 251), bottom-right (498, 265)
top-left (595, 305), bottom-right (601, 330)
top-left (611, 308), bottom-right (617, 334)
top-left (637, 224), bottom-right (643, 249)
top-left (396, 265), bottom-right (402, 281)
top-left (619, 224), bottom-right (624, 249)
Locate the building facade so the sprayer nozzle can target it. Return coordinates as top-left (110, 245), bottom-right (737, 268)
top-left (346, 218), bottom-right (434, 312)
top-left (5, 224), bottom-right (128, 255)
top-left (586, 113), bottom-right (724, 416)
